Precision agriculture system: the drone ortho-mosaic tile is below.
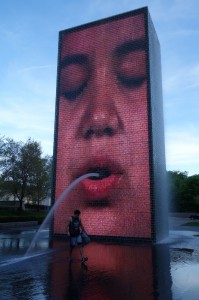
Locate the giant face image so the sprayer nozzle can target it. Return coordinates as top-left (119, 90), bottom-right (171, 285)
top-left (54, 12), bottom-right (152, 239)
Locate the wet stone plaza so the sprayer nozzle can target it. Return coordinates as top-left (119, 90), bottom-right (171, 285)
top-left (0, 217), bottom-right (199, 300)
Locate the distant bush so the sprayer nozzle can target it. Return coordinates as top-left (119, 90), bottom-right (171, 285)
top-left (25, 204), bottom-right (50, 211)
top-left (0, 210), bottom-right (48, 224)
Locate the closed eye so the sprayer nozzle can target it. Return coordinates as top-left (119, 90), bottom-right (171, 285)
top-left (61, 81), bottom-right (88, 101)
top-left (113, 39), bottom-right (147, 90)
top-left (59, 54), bottom-right (89, 101)
top-left (117, 75), bottom-right (146, 88)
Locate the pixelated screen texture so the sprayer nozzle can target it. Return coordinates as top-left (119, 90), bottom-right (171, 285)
top-left (52, 8), bottom-right (166, 241)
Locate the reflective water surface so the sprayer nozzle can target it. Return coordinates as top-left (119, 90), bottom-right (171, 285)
top-left (0, 223), bottom-right (199, 299)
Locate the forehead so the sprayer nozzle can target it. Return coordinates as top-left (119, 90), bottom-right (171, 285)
top-left (60, 13), bottom-right (146, 57)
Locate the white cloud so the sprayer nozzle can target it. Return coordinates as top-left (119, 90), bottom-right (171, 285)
top-left (0, 26), bottom-right (23, 45)
top-left (165, 128), bottom-right (199, 174)
top-left (172, 29), bottom-right (199, 37)
top-left (163, 63), bottom-right (199, 93)
top-left (0, 90), bottom-right (55, 156)
top-left (4, 62), bottom-right (57, 98)
top-left (18, 64), bottom-right (55, 73)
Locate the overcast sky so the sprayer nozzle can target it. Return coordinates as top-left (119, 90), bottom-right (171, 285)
top-left (0, 0), bottom-right (199, 175)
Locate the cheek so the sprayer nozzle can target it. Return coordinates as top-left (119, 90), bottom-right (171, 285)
top-left (57, 98), bottom-right (93, 163)
top-left (58, 97), bottom-right (82, 132)
top-left (56, 100), bottom-right (79, 162)
top-left (117, 84), bottom-right (149, 158)
top-left (117, 83), bottom-right (148, 131)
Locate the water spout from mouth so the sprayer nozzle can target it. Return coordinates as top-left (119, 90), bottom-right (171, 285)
top-left (25, 172), bottom-right (99, 257)
top-left (89, 168), bottom-right (111, 180)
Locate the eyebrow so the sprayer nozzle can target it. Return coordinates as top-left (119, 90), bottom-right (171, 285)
top-left (114, 38), bottom-right (147, 57)
top-left (60, 54), bottom-right (88, 69)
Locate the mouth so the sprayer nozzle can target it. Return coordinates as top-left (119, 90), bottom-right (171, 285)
top-left (88, 167), bottom-right (112, 180)
top-left (77, 160), bottom-right (123, 201)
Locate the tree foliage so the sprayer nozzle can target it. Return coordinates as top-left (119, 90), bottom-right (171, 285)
top-left (0, 136), bottom-right (52, 210)
top-left (27, 155), bottom-right (52, 211)
top-left (167, 171), bottom-right (199, 212)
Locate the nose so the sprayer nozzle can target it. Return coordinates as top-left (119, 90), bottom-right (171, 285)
top-left (80, 73), bottom-right (123, 139)
top-left (84, 105), bottom-right (121, 139)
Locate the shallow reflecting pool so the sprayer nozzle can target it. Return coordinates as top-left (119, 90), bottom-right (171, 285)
top-left (0, 227), bottom-right (199, 299)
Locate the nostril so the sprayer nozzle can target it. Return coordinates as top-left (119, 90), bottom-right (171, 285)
top-left (84, 127), bottom-right (114, 139)
top-left (84, 128), bottom-right (94, 139)
top-left (103, 127), bottom-right (114, 136)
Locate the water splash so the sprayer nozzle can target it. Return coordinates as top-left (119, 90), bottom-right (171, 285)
top-left (0, 249), bottom-right (56, 268)
top-left (25, 172), bottom-right (99, 256)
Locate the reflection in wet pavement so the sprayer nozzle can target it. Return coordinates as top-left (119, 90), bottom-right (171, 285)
top-left (170, 248), bottom-right (199, 300)
top-left (0, 228), bottom-right (199, 299)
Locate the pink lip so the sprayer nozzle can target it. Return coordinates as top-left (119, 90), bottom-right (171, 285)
top-left (81, 174), bottom-right (120, 200)
top-left (75, 157), bottom-right (123, 201)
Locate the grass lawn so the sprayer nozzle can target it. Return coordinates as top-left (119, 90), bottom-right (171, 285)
top-left (182, 222), bottom-right (199, 227)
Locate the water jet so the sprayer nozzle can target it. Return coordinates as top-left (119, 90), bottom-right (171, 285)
top-left (25, 172), bottom-right (99, 256)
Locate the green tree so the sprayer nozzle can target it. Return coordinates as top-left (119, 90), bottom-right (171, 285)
top-left (167, 170), bottom-right (188, 211)
top-left (28, 155), bottom-right (52, 211)
top-left (183, 175), bottom-right (199, 211)
top-left (0, 137), bottom-right (51, 210)
top-left (0, 137), bottom-right (22, 204)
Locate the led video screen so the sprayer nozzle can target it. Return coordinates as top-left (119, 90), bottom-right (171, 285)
top-left (53, 8), bottom-right (155, 240)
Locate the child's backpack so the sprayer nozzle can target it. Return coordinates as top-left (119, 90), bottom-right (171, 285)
top-left (69, 216), bottom-right (80, 236)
